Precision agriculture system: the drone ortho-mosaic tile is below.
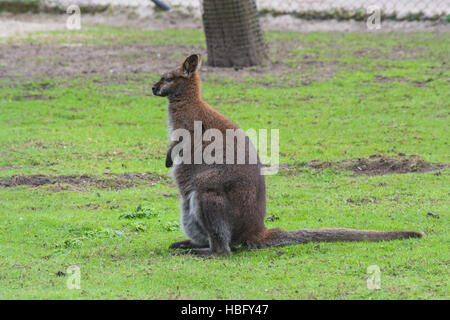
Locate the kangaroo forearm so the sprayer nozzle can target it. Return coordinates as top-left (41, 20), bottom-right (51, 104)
top-left (165, 141), bottom-right (178, 168)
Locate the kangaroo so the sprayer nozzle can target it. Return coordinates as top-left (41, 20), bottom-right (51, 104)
top-left (152, 54), bottom-right (423, 256)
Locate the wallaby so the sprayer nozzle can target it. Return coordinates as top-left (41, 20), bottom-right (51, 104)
top-left (152, 54), bottom-right (423, 256)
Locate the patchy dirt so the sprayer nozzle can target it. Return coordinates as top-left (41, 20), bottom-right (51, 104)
top-left (374, 75), bottom-right (410, 83)
top-left (0, 172), bottom-right (164, 190)
top-left (280, 154), bottom-right (448, 176)
top-left (13, 93), bottom-right (54, 100)
top-left (1, 10), bottom-right (447, 84)
top-left (0, 39), bottom-right (340, 85)
top-left (0, 42), bottom-right (197, 80)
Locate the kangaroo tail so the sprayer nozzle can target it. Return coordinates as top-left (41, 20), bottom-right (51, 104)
top-left (247, 228), bottom-right (423, 249)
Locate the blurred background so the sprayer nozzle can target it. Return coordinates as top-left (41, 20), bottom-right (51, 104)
top-left (1, 0), bottom-right (449, 67)
top-left (1, 0), bottom-right (449, 34)
top-left (3, 0), bottom-right (450, 18)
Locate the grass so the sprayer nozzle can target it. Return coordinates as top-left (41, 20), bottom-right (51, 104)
top-left (9, 25), bottom-right (206, 46)
top-left (0, 25), bottom-right (448, 299)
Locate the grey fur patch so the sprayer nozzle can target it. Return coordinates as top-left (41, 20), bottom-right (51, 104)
top-left (180, 191), bottom-right (209, 246)
top-left (167, 110), bottom-right (173, 138)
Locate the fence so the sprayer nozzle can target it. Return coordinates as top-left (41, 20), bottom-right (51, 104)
top-left (3, 1), bottom-right (450, 21)
top-left (183, 0), bottom-right (449, 20)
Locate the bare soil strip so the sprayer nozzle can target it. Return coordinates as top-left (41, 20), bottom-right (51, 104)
top-left (0, 41), bottom-right (346, 85)
top-left (0, 172), bottom-right (165, 190)
top-left (1, 155), bottom-right (446, 191)
top-left (279, 154), bottom-right (448, 176)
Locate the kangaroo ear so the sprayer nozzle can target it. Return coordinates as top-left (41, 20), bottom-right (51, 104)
top-left (182, 54), bottom-right (201, 76)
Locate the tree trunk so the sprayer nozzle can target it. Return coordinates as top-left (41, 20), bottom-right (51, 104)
top-left (201, 0), bottom-right (266, 68)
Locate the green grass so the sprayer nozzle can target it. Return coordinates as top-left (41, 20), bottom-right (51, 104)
top-left (9, 25), bottom-right (206, 46)
top-left (0, 25), bottom-right (448, 299)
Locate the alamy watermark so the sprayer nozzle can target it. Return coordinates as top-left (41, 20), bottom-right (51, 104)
top-left (367, 5), bottom-right (382, 30)
top-left (170, 121), bottom-right (279, 175)
top-left (366, 265), bottom-right (381, 290)
top-left (66, 265), bottom-right (81, 290)
top-left (66, 5), bottom-right (81, 30)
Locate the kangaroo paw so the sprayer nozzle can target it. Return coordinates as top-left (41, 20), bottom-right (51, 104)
top-left (169, 240), bottom-right (208, 250)
top-left (179, 248), bottom-right (215, 257)
top-left (179, 247), bottom-right (231, 257)
top-left (165, 153), bottom-right (173, 168)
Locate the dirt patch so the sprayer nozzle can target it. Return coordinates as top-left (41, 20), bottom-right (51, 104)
top-left (13, 94), bottom-right (53, 100)
top-left (0, 172), bottom-right (165, 190)
top-left (0, 42), bottom-right (330, 85)
top-left (1, 12), bottom-right (447, 84)
top-left (0, 35), bottom-right (343, 85)
top-left (0, 42), bottom-right (190, 80)
top-left (281, 154), bottom-right (448, 176)
top-left (374, 75), bottom-right (410, 83)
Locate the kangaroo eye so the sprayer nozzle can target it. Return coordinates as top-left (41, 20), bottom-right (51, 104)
top-left (166, 77), bottom-right (173, 82)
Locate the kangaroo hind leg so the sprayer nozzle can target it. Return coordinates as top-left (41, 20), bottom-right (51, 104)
top-left (187, 190), bottom-right (232, 256)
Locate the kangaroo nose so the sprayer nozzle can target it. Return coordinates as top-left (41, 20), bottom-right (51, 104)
top-left (152, 86), bottom-right (157, 94)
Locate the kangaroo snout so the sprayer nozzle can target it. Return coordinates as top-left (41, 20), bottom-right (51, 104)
top-left (152, 84), bottom-right (158, 95)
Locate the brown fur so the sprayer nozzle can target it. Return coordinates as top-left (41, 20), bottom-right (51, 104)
top-left (152, 54), bottom-right (423, 256)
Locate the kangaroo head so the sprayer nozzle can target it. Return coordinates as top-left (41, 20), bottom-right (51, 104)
top-left (152, 54), bottom-right (201, 98)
